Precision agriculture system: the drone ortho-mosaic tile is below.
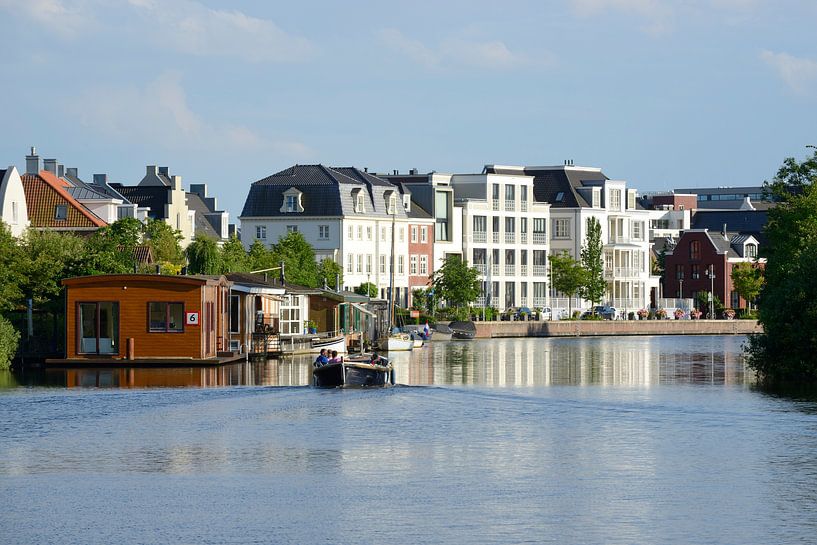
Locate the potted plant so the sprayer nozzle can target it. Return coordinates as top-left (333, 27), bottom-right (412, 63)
top-left (723, 308), bottom-right (736, 320)
top-left (691, 308), bottom-right (702, 320)
top-left (656, 308), bottom-right (667, 320)
top-left (306, 319), bottom-right (318, 334)
top-left (674, 308), bottom-right (685, 320)
top-left (637, 308), bottom-right (649, 320)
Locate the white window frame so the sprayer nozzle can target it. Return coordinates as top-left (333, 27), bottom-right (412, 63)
top-left (410, 255), bottom-right (418, 275)
top-left (419, 255), bottom-right (428, 275)
top-left (256, 225), bottom-right (267, 239)
top-left (411, 226), bottom-right (418, 243)
top-left (554, 218), bottom-right (569, 239)
top-left (319, 225), bottom-right (329, 239)
top-left (420, 226), bottom-right (427, 243)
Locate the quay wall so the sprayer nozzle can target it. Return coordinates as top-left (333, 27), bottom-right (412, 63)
top-left (474, 320), bottom-right (762, 339)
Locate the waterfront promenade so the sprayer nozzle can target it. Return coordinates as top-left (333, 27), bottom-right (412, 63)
top-left (474, 319), bottom-right (761, 338)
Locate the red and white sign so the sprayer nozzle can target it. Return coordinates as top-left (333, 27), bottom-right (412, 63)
top-left (410, 310), bottom-right (420, 318)
top-left (186, 312), bottom-right (200, 325)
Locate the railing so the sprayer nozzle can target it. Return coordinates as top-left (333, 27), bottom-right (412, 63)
top-left (533, 265), bottom-right (547, 277)
top-left (533, 297), bottom-right (547, 307)
top-left (533, 233), bottom-right (547, 245)
top-left (520, 233), bottom-right (527, 244)
top-left (521, 201), bottom-right (528, 212)
top-left (473, 231), bottom-right (487, 243)
top-left (610, 298), bottom-right (643, 310)
top-left (608, 235), bottom-right (632, 244)
top-left (491, 264), bottom-right (500, 275)
top-left (475, 296), bottom-right (487, 307)
top-left (492, 200), bottom-right (499, 211)
top-left (504, 232), bottom-right (515, 244)
top-left (492, 232), bottom-right (500, 243)
top-left (520, 265), bottom-right (528, 276)
top-left (604, 267), bottom-right (642, 279)
top-left (504, 199), bottom-right (515, 212)
top-left (475, 264), bottom-right (487, 275)
top-left (520, 297), bottom-right (528, 306)
top-left (504, 265), bottom-right (515, 276)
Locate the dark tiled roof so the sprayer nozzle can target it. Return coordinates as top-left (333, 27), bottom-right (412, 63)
top-left (691, 210), bottom-right (768, 245)
top-left (111, 184), bottom-right (169, 219)
top-left (407, 202), bottom-right (433, 219)
top-left (21, 172), bottom-right (106, 228)
top-left (186, 192), bottom-right (220, 239)
top-left (334, 167), bottom-right (393, 187)
top-left (0, 169), bottom-right (6, 181)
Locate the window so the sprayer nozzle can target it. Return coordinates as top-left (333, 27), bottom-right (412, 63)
top-left (319, 225), bottom-right (329, 239)
top-left (281, 189), bottom-right (303, 213)
top-left (398, 255), bottom-right (404, 275)
top-left (411, 226), bottom-right (418, 243)
top-left (554, 218), bottom-right (569, 238)
top-left (357, 225), bottom-right (363, 240)
top-left (473, 216), bottom-right (487, 233)
top-left (348, 225), bottom-right (354, 240)
top-left (380, 255), bottom-right (386, 274)
top-left (354, 190), bottom-right (365, 213)
top-left (388, 195), bottom-right (397, 214)
top-left (609, 189), bottom-right (621, 211)
top-left (356, 254), bottom-right (363, 273)
top-left (420, 255), bottom-right (428, 275)
top-left (55, 204), bottom-right (67, 220)
top-left (592, 188), bottom-right (600, 208)
top-left (286, 225), bottom-right (298, 233)
top-left (366, 226), bottom-right (372, 240)
top-left (505, 217), bottom-right (515, 233)
top-left (420, 226), bottom-right (427, 243)
top-left (381, 227), bottom-right (387, 241)
top-left (78, 302), bottom-right (119, 354)
top-left (286, 195), bottom-right (298, 212)
top-left (399, 227), bottom-right (405, 242)
top-left (520, 186), bottom-right (528, 207)
top-left (347, 254), bottom-right (353, 273)
top-left (280, 295), bottom-right (301, 335)
top-left (632, 221), bottom-right (642, 240)
top-left (746, 244), bottom-right (757, 258)
top-left (410, 255), bottom-right (418, 275)
top-left (676, 265), bottom-right (684, 280)
top-left (148, 302), bottom-right (184, 333)
top-left (492, 184), bottom-right (500, 208)
top-left (555, 191), bottom-right (565, 202)
top-left (366, 254), bottom-right (372, 274)
top-left (690, 240), bottom-right (701, 260)
top-left (230, 295), bottom-right (240, 334)
top-left (627, 190), bottom-right (636, 210)
top-left (256, 225), bottom-right (266, 239)
top-left (691, 264), bottom-right (700, 280)
top-left (11, 202), bottom-right (18, 224)
top-left (435, 190), bottom-right (451, 241)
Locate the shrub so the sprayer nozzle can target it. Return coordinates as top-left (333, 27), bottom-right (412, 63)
top-left (0, 316), bottom-right (20, 370)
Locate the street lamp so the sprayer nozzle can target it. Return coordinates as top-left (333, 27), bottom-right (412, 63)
top-left (679, 277), bottom-right (684, 300)
top-left (708, 265), bottom-right (716, 319)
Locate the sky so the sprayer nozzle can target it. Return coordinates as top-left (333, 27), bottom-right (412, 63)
top-left (1, 0), bottom-right (816, 218)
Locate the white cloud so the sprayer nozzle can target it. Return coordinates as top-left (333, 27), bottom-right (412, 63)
top-left (66, 71), bottom-right (314, 158)
top-left (0, 0), bottom-right (90, 37)
top-left (760, 50), bottom-right (817, 95)
top-left (129, 0), bottom-right (316, 63)
top-left (377, 29), bottom-right (548, 71)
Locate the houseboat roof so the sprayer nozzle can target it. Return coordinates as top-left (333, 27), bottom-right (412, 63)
top-left (62, 274), bottom-right (231, 287)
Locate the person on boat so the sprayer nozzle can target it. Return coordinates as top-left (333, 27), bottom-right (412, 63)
top-left (329, 350), bottom-right (343, 363)
top-left (369, 352), bottom-right (381, 365)
top-left (314, 349), bottom-right (329, 367)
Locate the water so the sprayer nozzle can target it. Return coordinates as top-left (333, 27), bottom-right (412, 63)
top-left (1, 336), bottom-right (816, 545)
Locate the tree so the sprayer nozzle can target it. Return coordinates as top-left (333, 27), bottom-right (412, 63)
top-left (731, 262), bottom-right (764, 312)
top-left (748, 149), bottom-right (817, 383)
top-left (431, 255), bottom-right (480, 316)
top-left (270, 231), bottom-right (319, 287)
top-left (0, 222), bottom-right (24, 311)
top-left (580, 216), bottom-right (606, 307)
top-left (19, 230), bottom-right (88, 311)
top-left (144, 219), bottom-right (184, 270)
top-left (317, 258), bottom-right (343, 289)
top-left (549, 251), bottom-right (588, 316)
top-left (186, 236), bottom-right (222, 275)
top-left (247, 239), bottom-right (275, 272)
top-left (355, 282), bottom-right (378, 297)
top-left (84, 217), bottom-right (145, 274)
top-left (219, 235), bottom-right (250, 273)
top-left (411, 288), bottom-right (431, 313)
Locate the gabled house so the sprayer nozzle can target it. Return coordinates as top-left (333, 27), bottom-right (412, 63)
top-left (663, 228), bottom-right (764, 312)
top-left (0, 166), bottom-right (29, 237)
top-left (21, 165), bottom-right (106, 233)
top-left (239, 164), bottom-right (413, 307)
top-left (187, 183), bottom-right (229, 243)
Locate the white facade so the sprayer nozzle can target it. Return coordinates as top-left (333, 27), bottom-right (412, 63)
top-left (452, 168), bottom-right (551, 310)
top-left (0, 166), bottom-right (29, 237)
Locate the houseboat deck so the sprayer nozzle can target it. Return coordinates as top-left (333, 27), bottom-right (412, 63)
top-left (45, 353), bottom-right (248, 367)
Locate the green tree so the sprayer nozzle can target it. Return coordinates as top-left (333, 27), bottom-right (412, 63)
top-left (748, 149), bottom-right (817, 383)
top-left (186, 236), bottom-right (222, 275)
top-left (0, 315), bottom-right (20, 370)
top-left (144, 218), bottom-right (184, 269)
top-left (317, 258), bottom-right (343, 289)
top-left (731, 262), bottom-right (764, 312)
top-left (84, 217), bottom-right (146, 274)
top-left (270, 231), bottom-right (319, 287)
top-left (411, 288), bottom-right (431, 312)
top-left (431, 255), bottom-right (480, 315)
top-left (580, 216), bottom-right (606, 306)
top-left (219, 235), bottom-right (250, 273)
top-left (355, 282), bottom-right (378, 298)
top-left (19, 230), bottom-right (88, 311)
top-left (247, 239), bottom-right (275, 272)
top-left (549, 251), bottom-right (588, 316)
top-left (0, 222), bottom-right (24, 311)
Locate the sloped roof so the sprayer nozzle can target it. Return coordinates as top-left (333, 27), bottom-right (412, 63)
top-left (21, 171), bottom-right (106, 229)
top-left (186, 192), bottom-right (220, 239)
top-left (691, 209), bottom-right (768, 245)
top-left (111, 184), bottom-right (169, 219)
top-left (525, 167), bottom-right (608, 208)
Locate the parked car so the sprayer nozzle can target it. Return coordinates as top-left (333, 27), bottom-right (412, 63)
top-left (582, 305), bottom-right (618, 320)
top-left (539, 307), bottom-right (553, 320)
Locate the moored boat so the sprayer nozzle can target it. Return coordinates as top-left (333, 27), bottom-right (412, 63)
top-left (379, 333), bottom-right (414, 352)
top-left (312, 355), bottom-right (394, 388)
top-left (449, 320), bottom-right (476, 340)
top-left (311, 334), bottom-right (346, 353)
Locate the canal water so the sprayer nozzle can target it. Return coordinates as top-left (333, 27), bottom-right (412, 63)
top-left (1, 336), bottom-right (816, 544)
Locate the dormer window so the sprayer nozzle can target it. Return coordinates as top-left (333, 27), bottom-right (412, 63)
top-left (592, 188), bottom-right (600, 208)
top-left (55, 204), bottom-right (67, 220)
top-left (746, 243), bottom-right (757, 258)
top-left (280, 188), bottom-right (304, 213)
top-left (352, 189), bottom-right (365, 213)
top-left (385, 190), bottom-right (396, 214)
top-left (403, 194), bottom-right (411, 211)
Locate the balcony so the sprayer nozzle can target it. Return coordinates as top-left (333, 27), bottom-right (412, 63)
top-left (492, 200), bottom-right (499, 211)
top-left (533, 296), bottom-right (547, 307)
top-left (504, 199), bottom-right (515, 212)
top-left (521, 201), bottom-right (528, 212)
top-left (604, 267), bottom-right (642, 279)
top-left (492, 232), bottom-right (500, 244)
top-left (520, 233), bottom-right (528, 244)
top-left (533, 233), bottom-right (547, 245)
top-left (475, 296), bottom-right (487, 307)
top-left (607, 235), bottom-right (633, 244)
top-left (491, 264), bottom-right (500, 276)
top-left (505, 232), bottom-right (515, 244)
top-left (475, 264), bottom-right (487, 275)
top-left (473, 231), bottom-right (487, 243)
top-left (520, 265), bottom-right (528, 276)
top-left (504, 265), bottom-right (515, 276)
top-left (533, 265), bottom-right (547, 277)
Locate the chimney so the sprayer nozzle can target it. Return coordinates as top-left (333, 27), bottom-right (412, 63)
top-left (189, 183), bottom-right (206, 197)
top-left (44, 159), bottom-right (60, 177)
top-left (722, 223), bottom-right (728, 240)
top-left (170, 175), bottom-right (182, 190)
top-left (159, 166), bottom-right (169, 177)
top-left (146, 165), bottom-right (159, 176)
top-left (410, 168), bottom-right (418, 175)
top-left (25, 147), bottom-right (42, 174)
top-left (58, 164), bottom-right (65, 178)
top-left (66, 167), bottom-right (78, 178)
top-left (364, 167), bottom-right (368, 173)
top-left (93, 174), bottom-right (108, 186)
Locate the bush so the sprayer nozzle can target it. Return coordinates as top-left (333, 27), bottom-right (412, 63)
top-left (0, 316), bottom-right (20, 370)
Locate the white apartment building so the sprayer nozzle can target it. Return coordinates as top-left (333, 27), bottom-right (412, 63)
top-left (239, 165), bottom-right (412, 306)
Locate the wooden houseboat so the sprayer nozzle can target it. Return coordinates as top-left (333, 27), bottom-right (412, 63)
top-left (55, 274), bottom-right (238, 365)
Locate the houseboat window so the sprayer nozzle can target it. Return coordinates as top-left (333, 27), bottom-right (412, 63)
top-left (78, 302), bottom-right (119, 355)
top-left (149, 302), bottom-right (184, 332)
top-left (230, 295), bottom-right (240, 334)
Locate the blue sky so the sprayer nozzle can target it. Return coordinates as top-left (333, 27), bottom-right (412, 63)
top-left (1, 0), bottom-right (815, 217)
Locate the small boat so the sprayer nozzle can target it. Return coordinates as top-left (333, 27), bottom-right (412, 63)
top-left (378, 332), bottom-right (414, 352)
top-left (311, 335), bottom-right (346, 353)
top-left (449, 320), bottom-right (476, 340)
top-left (429, 323), bottom-right (452, 341)
top-left (312, 355), bottom-right (394, 388)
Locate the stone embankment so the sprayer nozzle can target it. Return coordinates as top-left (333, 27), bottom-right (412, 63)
top-left (474, 320), bottom-right (762, 339)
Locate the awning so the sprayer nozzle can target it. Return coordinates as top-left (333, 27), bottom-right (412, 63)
top-left (350, 302), bottom-right (375, 317)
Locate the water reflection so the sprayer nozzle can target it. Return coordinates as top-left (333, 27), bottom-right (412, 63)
top-left (1, 335), bottom-right (751, 389)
